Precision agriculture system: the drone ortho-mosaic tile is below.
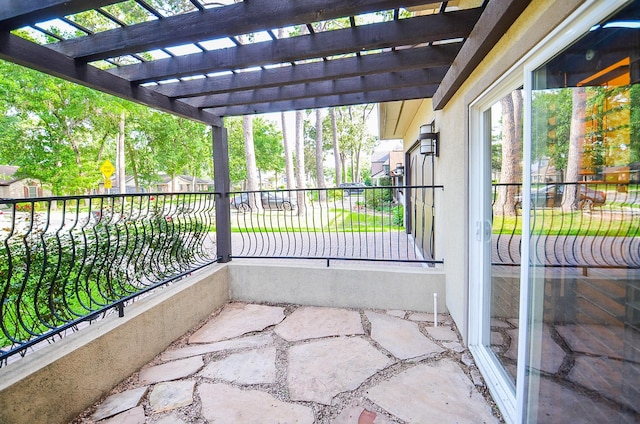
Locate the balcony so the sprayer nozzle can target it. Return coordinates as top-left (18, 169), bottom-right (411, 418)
top-left (0, 188), bottom-right (452, 423)
top-left (1, 182), bottom-right (638, 423)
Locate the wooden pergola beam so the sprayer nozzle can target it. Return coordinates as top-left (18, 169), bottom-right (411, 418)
top-left (206, 85), bottom-right (439, 116)
top-left (156, 44), bottom-right (461, 99)
top-left (0, 32), bottom-right (222, 126)
top-left (185, 68), bottom-right (448, 109)
top-left (109, 9), bottom-right (481, 83)
top-left (0, 0), bottom-right (120, 30)
top-left (49, 0), bottom-right (434, 62)
top-left (432, 0), bottom-right (532, 110)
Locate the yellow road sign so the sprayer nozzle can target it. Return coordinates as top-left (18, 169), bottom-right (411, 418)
top-left (100, 160), bottom-right (115, 178)
top-left (104, 179), bottom-right (112, 189)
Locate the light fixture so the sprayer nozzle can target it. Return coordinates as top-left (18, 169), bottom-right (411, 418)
top-left (394, 163), bottom-right (404, 176)
top-left (419, 122), bottom-right (439, 156)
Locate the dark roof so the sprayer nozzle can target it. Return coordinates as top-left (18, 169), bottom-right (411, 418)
top-left (0, 165), bottom-right (21, 185)
top-left (0, 1), bottom-right (530, 124)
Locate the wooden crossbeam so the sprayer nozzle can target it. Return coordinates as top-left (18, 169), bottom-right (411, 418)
top-left (432, 0), bottom-right (532, 109)
top-left (185, 68), bottom-right (447, 109)
top-left (48, 0), bottom-right (436, 62)
top-left (205, 85), bottom-right (439, 116)
top-left (109, 9), bottom-right (480, 83)
top-left (155, 44), bottom-right (461, 99)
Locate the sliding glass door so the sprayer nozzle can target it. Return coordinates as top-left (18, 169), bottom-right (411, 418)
top-left (525, 1), bottom-right (639, 421)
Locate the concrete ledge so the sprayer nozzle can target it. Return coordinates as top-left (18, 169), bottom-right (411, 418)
top-left (228, 263), bottom-right (445, 312)
top-left (0, 265), bottom-right (229, 424)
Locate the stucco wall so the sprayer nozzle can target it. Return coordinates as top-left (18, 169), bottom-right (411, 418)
top-left (228, 262), bottom-right (445, 313)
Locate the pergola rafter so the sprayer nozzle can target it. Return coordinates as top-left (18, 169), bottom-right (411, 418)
top-left (46, 0), bottom-right (436, 62)
top-left (0, 0), bottom-right (529, 119)
top-left (155, 44), bottom-right (461, 99)
top-left (184, 68), bottom-right (448, 109)
top-left (108, 9), bottom-right (480, 84)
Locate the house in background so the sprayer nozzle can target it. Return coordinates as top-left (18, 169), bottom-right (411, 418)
top-left (369, 150), bottom-right (390, 185)
top-left (153, 174), bottom-right (215, 193)
top-left (0, 165), bottom-right (49, 198)
top-left (370, 145), bottom-right (405, 204)
top-left (103, 174), bottom-right (215, 194)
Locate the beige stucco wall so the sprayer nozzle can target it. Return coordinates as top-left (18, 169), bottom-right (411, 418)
top-left (228, 262), bottom-right (445, 312)
top-left (399, 0), bottom-right (586, 343)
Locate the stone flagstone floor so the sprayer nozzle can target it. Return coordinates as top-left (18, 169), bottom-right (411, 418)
top-left (72, 303), bottom-right (501, 424)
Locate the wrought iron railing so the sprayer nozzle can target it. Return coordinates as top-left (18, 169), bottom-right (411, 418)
top-left (492, 182), bottom-right (640, 269)
top-left (0, 193), bottom-right (217, 363)
top-left (228, 185), bottom-right (440, 266)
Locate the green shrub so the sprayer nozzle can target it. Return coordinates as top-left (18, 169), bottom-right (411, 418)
top-left (392, 205), bottom-right (404, 226)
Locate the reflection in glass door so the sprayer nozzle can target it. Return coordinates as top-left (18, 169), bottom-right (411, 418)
top-left (489, 90), bottom-right (524, 387)
top-left (526, 1), bottom-right (640, 421)
top-left (469, 84), bottom-right (524, 423)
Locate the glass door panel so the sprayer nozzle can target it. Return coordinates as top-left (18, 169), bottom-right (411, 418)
top-left (489, 90), bottom-right (524, 387)
top-left (527, 1), bottom-right (640, 421)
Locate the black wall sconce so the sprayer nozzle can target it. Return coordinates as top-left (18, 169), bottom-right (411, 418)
top-left (419, 122), bottom-right (439, 156)
top-left (394, 162), bottom-right (404, 176)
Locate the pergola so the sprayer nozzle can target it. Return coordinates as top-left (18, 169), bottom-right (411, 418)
top-left (0, 0), bottom-right (530, 123)
top-left (0, 0), bottom-right (528, 260)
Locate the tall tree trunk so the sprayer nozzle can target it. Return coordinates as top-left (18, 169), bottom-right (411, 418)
top-left (330, 108), bottom-right (342, 187)
top-left (562, 86), bottom-right (586, 212)
top-left (117, 110), bottom-right (126, 194)
top-left (350, 149), bottom-right (355, 182)
top-left (278, 29), bottom-right (296, 192)
top-left (281, 111), bottom-right (295, 190)
top-left (295, 110), bottom-right (306, 216)
top-left (315, 109), bottom-right (326, 201)
top-left (243, 115), bottom-right (262, 210)
top-left (494, 90), bottom-right (521, 216)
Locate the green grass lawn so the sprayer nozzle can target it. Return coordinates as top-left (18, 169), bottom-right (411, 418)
top-left (230, 207), bottom-right (403, 232)
top-left (493, 209), bottom-right (640, 236)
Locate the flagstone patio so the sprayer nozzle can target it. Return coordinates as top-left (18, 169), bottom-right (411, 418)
top-left (72, 303), bottom-right (501, 424)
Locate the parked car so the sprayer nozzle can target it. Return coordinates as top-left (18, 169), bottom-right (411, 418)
top-left (515, 184), bottom-right (606, 211)
top-left (231, 192), bottom-right (296, 212)
top-left (339, 182), bottom-right (366, 196)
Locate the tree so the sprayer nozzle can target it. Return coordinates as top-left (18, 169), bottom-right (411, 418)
top-left (330, 108), bottom-right (342, 186)
top-left (333, 105), bottom-right (376, 183)
top-left (531, 88), bottom-right (573, 176)
top-left (282, 111), bottom-right (296, 190)
top-left (315, 109), bottom-right (327, 201)
top-left (294, 110), bottom-right (307, 216)
top-left (253, 118), bottom-right (284, 185)
top-left (562, 87), bottom-right (586, 211)
top-left (494, 90), bottom-right (522, 216)
top-left (0, 60), bottom-right (104, 194)
top-left (243, 115), bottom-right (262, 210)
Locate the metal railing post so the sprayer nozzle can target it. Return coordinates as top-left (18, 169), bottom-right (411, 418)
top-left (213, 125), bottom-right (232, 263)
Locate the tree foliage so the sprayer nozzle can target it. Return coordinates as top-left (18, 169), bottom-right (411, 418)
top-left (0, 59), bottom-right (213, 195)
top-left (224, 116), bottom-right (284, 186)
